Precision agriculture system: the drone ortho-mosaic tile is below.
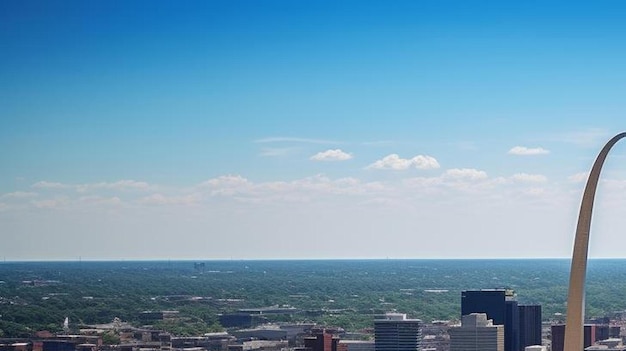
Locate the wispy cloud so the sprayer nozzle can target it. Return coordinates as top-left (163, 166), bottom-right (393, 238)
top-left (76, 180), bottom-right (150, 192)
top-left (568, 172), bottom-right (588, 183)
top-left (254, 137), bottom-right (341, 144)
top-left (367, 154), bottom-right (440, 170)
top-left (443, 168), bottom-right (488, 180)
top-left (508, 146), bottom-right (550, 156)
top-left (32, 181), bottom-right (70, 189)
top-left (32, 198), bottom-right (70, 209)
top-left (1, 191), bottom-right (38, 199)
top-left (139, 193), bottom-right (200, 206)
top-left (32, 180), bottom-right (151, 192)
top-left (259, 147), bottom-right (296, 157)
top-left (511, 173), bottom-right (548, 183)
top-left (78, 196), bottom-right (123, 206)
top-left (310, 149), bottom-right (353, 161)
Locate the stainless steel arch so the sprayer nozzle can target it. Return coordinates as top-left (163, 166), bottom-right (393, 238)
top-left (564, 132), bottom-right (626, 351)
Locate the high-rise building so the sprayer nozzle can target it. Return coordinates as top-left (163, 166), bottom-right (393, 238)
top-left (449, 313), bottom-right (504, 351)
top-left (374, 313), bottom-right (422, 351)
top-left (461, 289), bottom-right (519, 351)
top-left (304, 332), bottom-right (333, 351)
top-left (550, 324), bottom-right (600, 351)
top-left (596, 324), bottom-right (610, 341)
top-left (518, 305), bottom-right (542, 350)
top-left (506, 300), bottom-right (520, 351)
top-left (550, 325), bottom-right (565, 351)
top-left (304, 329), bottom-right (340, 351)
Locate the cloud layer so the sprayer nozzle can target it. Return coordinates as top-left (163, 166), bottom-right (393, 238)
top-left (367, 154), bottom-right (440, 170)
top-left (4, 168), bottom-right (626, 260)
top-left (310, 149), bottom-right (353, 161)
top-left (508, 146), bottom-right (550, 156)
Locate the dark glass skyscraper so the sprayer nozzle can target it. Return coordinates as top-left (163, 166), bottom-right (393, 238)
top-left (461, 289), bottom-right (519, 351)
top-left (518, 305), bottom-right (542, 349)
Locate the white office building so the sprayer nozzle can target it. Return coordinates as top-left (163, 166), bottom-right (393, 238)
top-left (374, 313), bottom-right (422, 351)
top-left (449, 313), bottom-right (504, 351)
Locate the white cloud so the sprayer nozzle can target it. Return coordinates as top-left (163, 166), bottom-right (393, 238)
top-left (568, 172), bottom-right (588, 183)
top-left (77, 180), bottom-right (150, 192)
top-left (1, 191), bottom-right (38, 199)
top-left (32, 180), bottom-right (150, 192)
top-left (139, 193), bottom-right (200, 206)
top-left (200, 175), bottom-right (252, 196)
top-left (508, 146), bottom-right (550, 156)
top-left (367, 154), bottom-right (440, 170)
top-left (443, 168), bottom-right (488, 180)
top-left (310, 149), bottom-right (353, 161)
top-left (32, 198), bottom-right (69, 209)
top-left (511, 173), bottom-right (548, 183)
top-left (32, 181), bottom-right (70, 189)
top-left (78, 196), bottom-right (123, 206)
top-left (201, 175), bottom-right (250, 188)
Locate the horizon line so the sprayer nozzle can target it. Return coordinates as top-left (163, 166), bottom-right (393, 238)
top-left (4, 256), bottom-right (626, 263)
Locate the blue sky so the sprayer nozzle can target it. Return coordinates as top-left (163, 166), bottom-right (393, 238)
top-left (2, 1), bottom-right (626, 260)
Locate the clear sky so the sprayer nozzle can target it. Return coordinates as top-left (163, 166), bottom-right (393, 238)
top-left (2, 1), bottom-right (626, 260)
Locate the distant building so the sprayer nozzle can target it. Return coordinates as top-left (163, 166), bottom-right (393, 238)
top-left (170, 334), bottom-right (235, 351)
top-left (304, 331), bottom-right (334, 351)
top-left (336, 340), bottom-right (375, 351)
top-left (595, 325), bottom-right (610, 341)
top-left (374, 313), bottom-right (421, 351)
top-left (228, 340), bottom-right (288, 351)
top-left (218, 314), bottom-right (267, 329)
top-left (518, 305), bottom-right (542, 350)
top-left (231, 324), bottom-right (315, 346)
top-left (611, 326), bottom-right (621, 338)
top-left (449, 313), bottom-right (504, 351)
top-left (237, 306), bottom-right (300, 315)
top-left (551, 324), bottom-right (603, 351)
top-left (0, 342), bottom-right (32, 351)
top-left (40, 341), bottom-right (76, 351)
top-left (585, 338), bottom-right (626, 350)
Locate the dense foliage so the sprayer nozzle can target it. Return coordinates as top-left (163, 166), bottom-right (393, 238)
top-left (1, 259), bottom-right (625, 338)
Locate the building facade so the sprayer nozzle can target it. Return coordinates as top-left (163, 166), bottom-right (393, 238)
top-left (374, 313), bottom-right (422, 351)
top-left (449, 313), bottom-right (504, 351)
top-left (518, 305), bottom-right (542, 350)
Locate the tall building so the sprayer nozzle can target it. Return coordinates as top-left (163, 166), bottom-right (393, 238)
top-left (374, 313), bottom-right (422, 351)
top-left (506, 300), bottom-right (520, 351)
top-left (551, 324), bottom-right (600, 351)
top-left (449, 313), bottom-right (504, 351)
top-left (304, 331), bottom-right (333, 351)
top-left (461, 289), bottom-right (519, 351)
top-left (550, 325), bottom-right (565, 351)
top-left (518, 305), bottom-right (542, 350)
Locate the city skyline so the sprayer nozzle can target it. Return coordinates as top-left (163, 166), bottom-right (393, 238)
top-left (2, 1), bottom-right (626, 260)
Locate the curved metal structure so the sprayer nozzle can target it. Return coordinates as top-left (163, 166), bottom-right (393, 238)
top-left (564, 132), bottom-right (626, 351)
